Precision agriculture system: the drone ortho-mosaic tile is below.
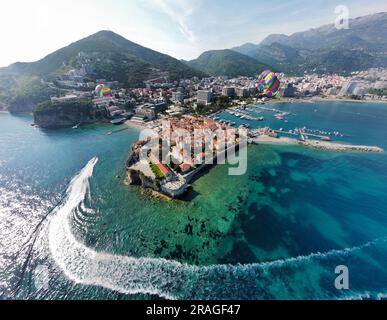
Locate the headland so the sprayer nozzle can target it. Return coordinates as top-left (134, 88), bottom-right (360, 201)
top-left (125, 116), bottom-right (384, 199)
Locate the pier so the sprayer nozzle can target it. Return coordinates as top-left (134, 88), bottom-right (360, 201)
top-left (273, 129), bottom-right (331, 141)
top-left (249, 130), bottom-right (384, 154)
top-left (226, 109), bottom-right (264, 121)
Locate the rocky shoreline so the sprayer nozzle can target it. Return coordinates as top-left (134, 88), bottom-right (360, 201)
top-left (124, 143), bottom-right (177, 198)
top-left (34, 113), bottom-right (103, 128)
top-left (253, 135), bottom-right (384, 153)
top-left (33, 99), bottom-right (108, 129)
top-left (300, 140), bottom-right (384, 153)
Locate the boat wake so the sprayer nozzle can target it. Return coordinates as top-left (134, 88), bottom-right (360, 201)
top-left (340, 290), bottom-right (387, 300)
top-left (48, 158), bottom-right (387, 300)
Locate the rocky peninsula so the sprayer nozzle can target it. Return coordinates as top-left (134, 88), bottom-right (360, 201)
top-left (124, 138), bottom-right (188, 198)
top-left (33, 99), bottom-right (106, 128)
top-left (124, 116), bottom-right (242, 198)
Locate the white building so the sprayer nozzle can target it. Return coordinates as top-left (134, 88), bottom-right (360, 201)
top-left (235, 87), bottom-right (249, 98)
top-left (197, 90), bottom-right (213, 105)
top-left (222, 87), bottom-right (235, 97)
top-left (135, 104), bottom-right (157, 120)
top-left (50, 94), bottom-right (79, 103)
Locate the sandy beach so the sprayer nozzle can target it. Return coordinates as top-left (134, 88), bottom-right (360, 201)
top-left (125, 120), bottom-right (149, 131)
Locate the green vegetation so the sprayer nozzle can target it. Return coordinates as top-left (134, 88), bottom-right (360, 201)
top-left (193, 96), bottom-right (256, 116)
top-left (0, 74), bottom-right (62, 113)
top-left (369, 88), bottom-right (387, 96)
top-left (246, 43), bottom-right (385, 75)
top-left (149, 162), bottom-right (166, 180)
top-left (14, 30), bottom-right (206, 83)
top-left (186, 49), bottom-right (271, 77)
top-left (34, 99), bottom-right (93, 115)
top-left (349, 95), bottom-right (362, 100)
top-left (33, 99), bottom-right (97, 128)
top-left (195, 96), bottom-right (234, 115)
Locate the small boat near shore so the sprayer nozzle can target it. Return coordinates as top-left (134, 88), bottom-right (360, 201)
top-left (110, 117), bottom-right (126, 125)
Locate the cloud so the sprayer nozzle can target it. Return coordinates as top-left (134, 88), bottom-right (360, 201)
top-left (150, 0), bottom-right (197, 43)
top-left (2, 0), bottom-right (386, 66)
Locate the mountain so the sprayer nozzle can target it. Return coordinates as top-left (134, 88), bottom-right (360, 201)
top-left (232, 12), bottom-right (387, 75)
top-left (231, 43), bottom-right (259, 56)
top-left (5, 30), bottom-right (206, 82)
top-left (0, 30), bottom-right (205, 113)
top-left (248, 43), bottom-right (306, 74)
top-left (259, 34), bottom-right (291, 47)
top-left (259, 12), bottom-right (387, 51)
top-left (185, 49), bottom-right (272, 77)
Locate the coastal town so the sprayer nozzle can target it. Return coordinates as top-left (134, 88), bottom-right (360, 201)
top-left (36, 65), bottom-right (387, 130)
top-left (29, 65), bottom-right (386, 198)
top-left (124, 114), bottom-right (383, 198)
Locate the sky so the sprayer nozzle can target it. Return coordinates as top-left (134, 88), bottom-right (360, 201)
top-left (1, 0), bottom-right (387, 67)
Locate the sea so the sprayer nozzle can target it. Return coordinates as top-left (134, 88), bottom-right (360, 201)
top-left (0, 101), bottom-right (387, 300)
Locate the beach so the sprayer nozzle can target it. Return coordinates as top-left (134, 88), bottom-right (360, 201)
top-left (125, 120), bottom-right (149, 130)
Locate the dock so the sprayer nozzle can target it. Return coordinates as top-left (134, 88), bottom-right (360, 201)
top-left (226, 109), bottom-right (264, 121)
top-left (251, 133), bottom-right (384, 153)
top-left (273, 129), bottom-right (331, 141)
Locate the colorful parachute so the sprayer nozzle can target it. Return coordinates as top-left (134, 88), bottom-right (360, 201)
top-left (95, 84), bottom-right (112, 98)
top-left (256, 70), bottom-right (281, 97)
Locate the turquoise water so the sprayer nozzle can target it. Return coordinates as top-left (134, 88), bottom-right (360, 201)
top-left (0, 101), bottom-right (387, 300)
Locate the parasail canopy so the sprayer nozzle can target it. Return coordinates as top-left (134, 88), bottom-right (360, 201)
top-left (95, 84), bottom-right (112, 98)
top-left (256, 70), bottom-right (281, 98)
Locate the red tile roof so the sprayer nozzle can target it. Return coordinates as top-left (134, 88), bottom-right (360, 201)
top-left (179, 163), bottom-right (191, 170)
top-left (149, 153), bottom-right (170, 175)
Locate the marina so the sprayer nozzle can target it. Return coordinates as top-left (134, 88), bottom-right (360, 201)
top-left (205, 101), bottom-right (385, 154)
top-left (272, 129), bottom-right (332, 141)
top-left (212, 102), bottom-right (349, 146)
top-left (226, 109), bottom-right (264, 121)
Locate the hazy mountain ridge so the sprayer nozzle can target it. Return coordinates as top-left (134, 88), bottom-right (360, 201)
top-left (232, 12), bottom-right (387, 74)
top-left (231, 43), bottom-right (260, 56)
top-left (185, 49), bottom-right (272, 77)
